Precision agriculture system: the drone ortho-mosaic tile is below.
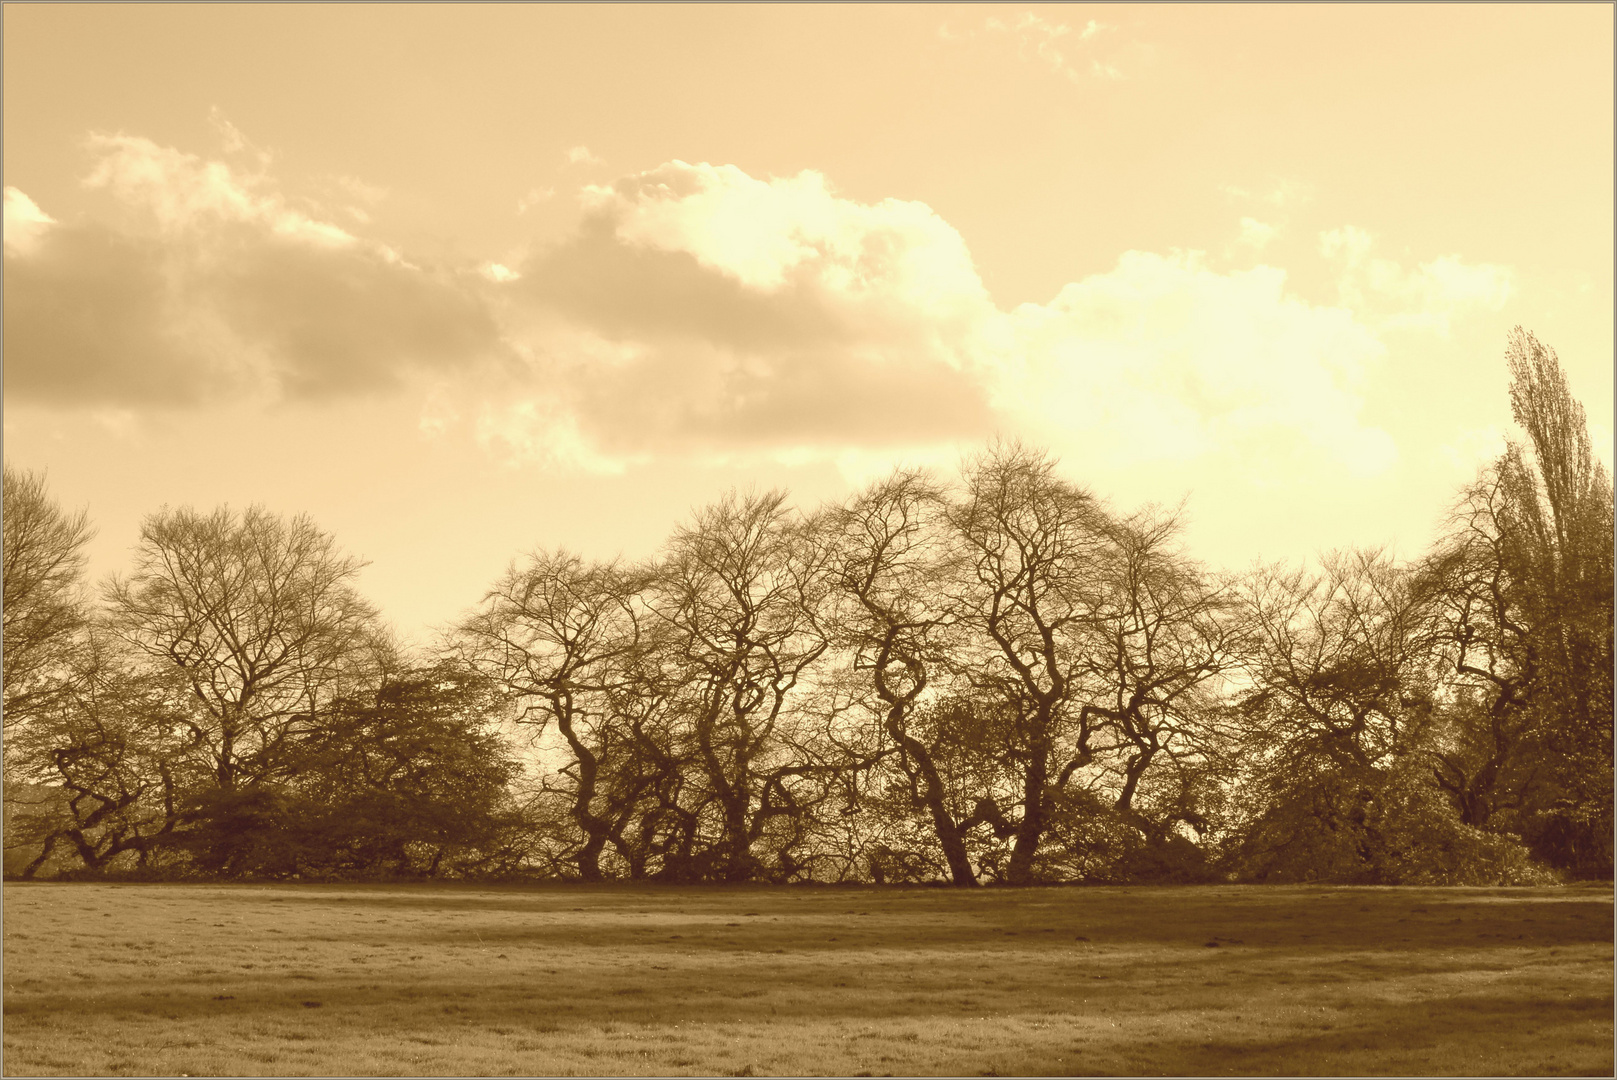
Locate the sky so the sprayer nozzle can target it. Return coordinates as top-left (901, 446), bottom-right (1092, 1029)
top-left (4, 4), bottom-right (1612, 648)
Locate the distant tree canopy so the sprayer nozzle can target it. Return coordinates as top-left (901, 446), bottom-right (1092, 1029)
top-left (5, 328), bottom-right (1610, 883)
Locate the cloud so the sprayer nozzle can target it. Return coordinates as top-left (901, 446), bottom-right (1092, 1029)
top-left (490, 161), bottom-right (1000, 460)
top-left (979, 12), bottom-right (1118, 82)
top-left (1320, 225), bottom-right (1512, 337)
top-left (3, 135), bottom-right (504, 407)
top-left (516, 187), bottom-right (554, 214)
top-left (4, 187), bottom-right (55, 255)
top-left (1237, 217), bottom-right (1277, 251)
top-left (11, 137), bottom-right (1506, 492)
top-left (565, 145), bottom-right (604, 167)
top-left (1439, 424), bottom-right (1507, 473)
top-left (482, 262), bottom-right (520, 284)
top-left (1221, 178), bottom-right (1311, 211)
top-left (997, 251), bottom-right (1395, 477)
top-left (462, 161), bottom-right (1397, 481)
top-left (333, 175), bottom-right (388, 204)
top-left (208, 105), bottom-right (272, 169)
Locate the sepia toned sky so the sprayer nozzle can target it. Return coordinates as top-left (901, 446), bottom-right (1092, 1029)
top-left (5, 4), bottom-right (1612, 646)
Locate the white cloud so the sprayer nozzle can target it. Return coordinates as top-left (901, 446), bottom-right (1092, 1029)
top-left (1223, 178), bottom-right (1311, 210)
top-left (517, 187), bottom-right (555, 214)
top-left (1319, 224), bottom-right (1372, 262)
top-left (13, 140), bottom-right (1502, 496)
top-left (463, 161), bottom-right (1399, 484)
top-left (4, 187), bottom-right (56, 255)
top-left (84, 133), bottom-right (357, 249)
top-left (482, 262), bottom-right (520, 283)
top-left (1321, 225), bottom-right (1512, 337)
top-left (981, 12), bottom-right (1118, 82)
top-left (208, 105), bottom-right (273, 168)
top-left (582, 161), bottom-right (987, 309)
top-left (485, 160), bottom-right (1004, 463)
top-left (565, 145), bottom-right (604, 166)
top-left (997, 251), bottom-right (1395, 477)
top-left (1439, 424), bottom-right (1507, 472)
top-left (1237, 217), bottom-right (1277, 251)
top-left (334, 174), bottom-right (389, 204)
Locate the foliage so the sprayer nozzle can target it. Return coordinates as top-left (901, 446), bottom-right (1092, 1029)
top-left (1417, 328), bottom-right (1613, 876)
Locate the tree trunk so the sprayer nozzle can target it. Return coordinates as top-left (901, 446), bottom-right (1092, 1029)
top-left (1006, 752), bottom-right (1049, 885)
top-left (887, 718), bottom-right (977, 886)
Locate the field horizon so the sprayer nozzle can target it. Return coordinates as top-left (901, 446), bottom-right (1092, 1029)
top-left (3, 880), bottom-right (1612, 1077)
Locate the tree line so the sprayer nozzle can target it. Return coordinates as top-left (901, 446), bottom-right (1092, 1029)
top-left (4, 328), bottom-right (1610, 884)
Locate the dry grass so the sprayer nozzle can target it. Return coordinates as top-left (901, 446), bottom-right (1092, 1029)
top-left (2, 881), bottom-right (1611, 1077)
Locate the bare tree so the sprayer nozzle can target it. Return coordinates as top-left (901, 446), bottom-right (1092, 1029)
top-left (3, 466), bottom-right (94, 737)
top-left (1419, 471), bottom-right (1541, 828)
top-left (948, 444), bottom-right (1113, 884)
top-left (646, 490), bottom-right (833, 882)
top-left (828, 468), bottom-right (990, 885)
top-left (5, 624), bottom-right (189, 878)
top-left (1236, 550), bottom-right (1434, 775)
top-left (103, 505), bottom-right (383, 870)
top-left (1220, 549), bottom-right (1444, 880)
top-left (1080, 508), bottom-right (1237, 837)
top-left (459, 550), bottom-right (650, 881)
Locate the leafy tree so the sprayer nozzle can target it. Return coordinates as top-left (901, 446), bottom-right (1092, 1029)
top-left (1225, 550), bottom-right (1441, 881)
top-left (240, 663), bottom-right (524, 878)
top-left (1421, 328), bottom-right (1613, 874)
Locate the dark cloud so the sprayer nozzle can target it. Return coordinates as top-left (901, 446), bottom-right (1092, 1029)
top-left (4, 219), bottom-right (504, 407)
top-left (205, 236), bottom-right (503, 400)
top-left (7, 147), bottom-right (1000, 462)
top-left (519, 215), bottom-right (851, 354)
top-left (503, 193), bottom-right (1000, 456)
top-left (4, 222), bottom-right (215, 406)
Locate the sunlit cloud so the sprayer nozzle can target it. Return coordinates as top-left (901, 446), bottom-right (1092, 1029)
top-left (1321, 225), bottom-right (1513, 337)
top-left (7, 135), bottom-right (1516, 493)
top-left (997, 251), bottom-right (1396, 478)
top-left (565, 145), bottom-right (604, 166)
top-left (482, 160), bottom-right (1001, 461)
top-left (3, 187), bottom-right (56, 256)
top-left (461, 161), bottom-right (1404, 484)
top-left (481, 262), bottom-right (520, 284)
top-left (84, 133), bottom-right (355, 247)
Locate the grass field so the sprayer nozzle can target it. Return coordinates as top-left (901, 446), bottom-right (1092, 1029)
top-left (2, 881), bottom-right (1611, 1077)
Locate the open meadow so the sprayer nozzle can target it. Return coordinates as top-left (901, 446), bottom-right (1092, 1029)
top-left (2, 882), bottom-right (1612, 1077)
